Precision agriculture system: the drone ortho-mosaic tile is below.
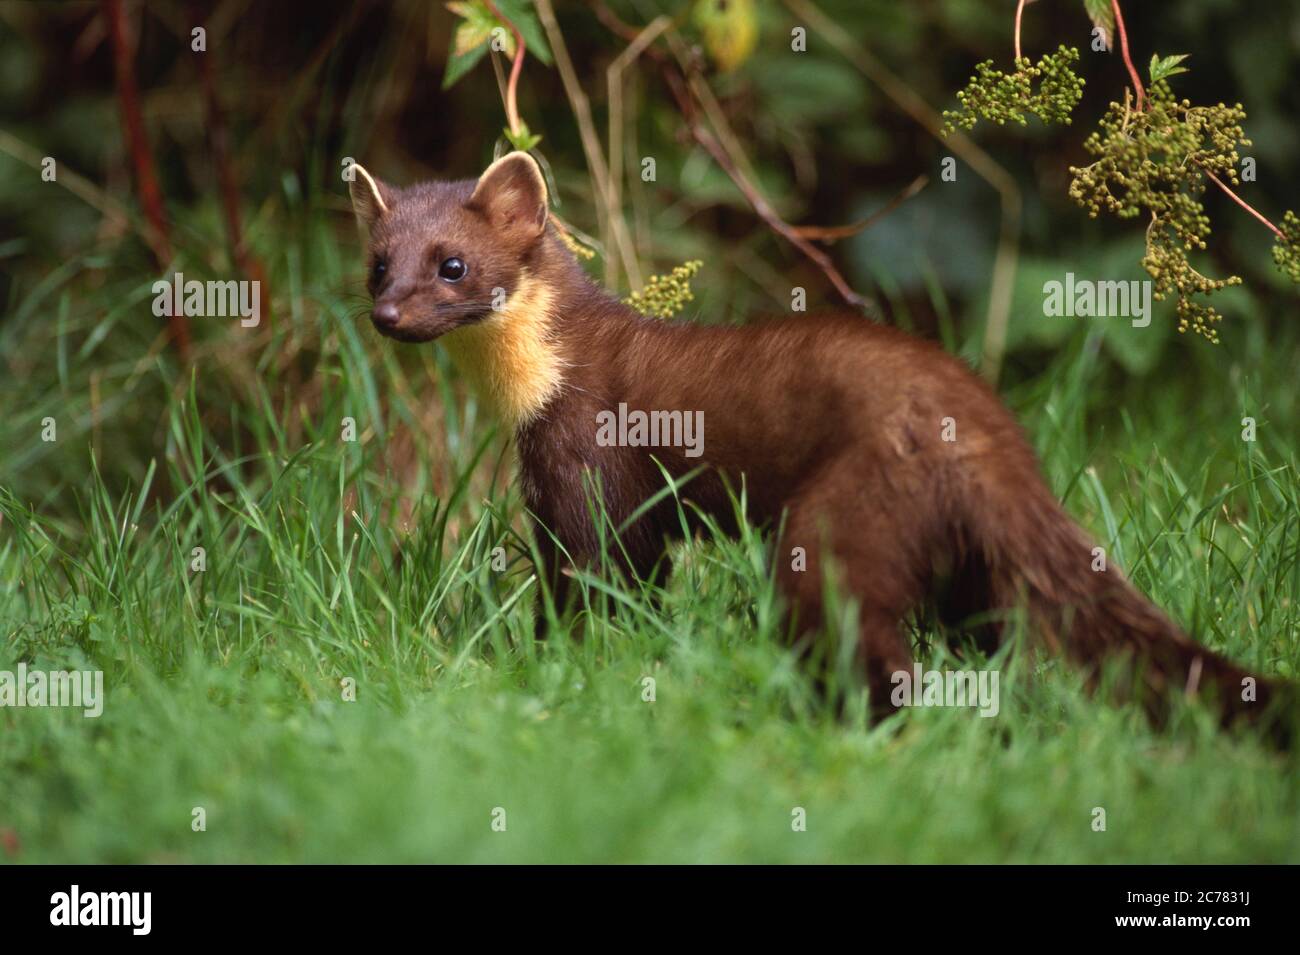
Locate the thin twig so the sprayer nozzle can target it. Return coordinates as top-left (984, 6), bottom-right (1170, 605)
top-left (792, 175), bottom-right (929, 243)
top-left (195, 5), bottom-right (270, 319)
top-left (662, 67), bottom-right (868, 310)
top-left (595, 1), bottom-right (896, 309)
top-left (663, 30), bottom-right (763, 189)
top-left (489, 44), bottom-right (510, 113)
top-left (102, 0), bottom-right (189, 358)
top-left (535, 0), bottom-right (641, 289)
top-left (1112, 0), bottom-right (1145, 112)
top-left (1200, 166), bottom-right (1285, 239)
top-left (482, 0), bottom-right (525, 137)
top-left (605, 16), bottom-right (669, 289)
top-left (591, 0), bottom-right (643, 42)
top-left (785, 0), bottom-right (1022, 382)
top-left (627, 70), bottom-right (653, 258)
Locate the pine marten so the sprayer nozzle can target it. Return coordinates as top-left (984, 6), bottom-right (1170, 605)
top-left (349, 151), bottom-right (1287, 734)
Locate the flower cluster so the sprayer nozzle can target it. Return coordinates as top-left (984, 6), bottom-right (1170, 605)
top-left (624, 260), bottom-right (704, 318)
top-left (941, 46), bottom-right (1085, 136)
top-left (1273, 211), bottom-right (1300, 284)
top-left (1068, 81), bottom-right (1254, 342)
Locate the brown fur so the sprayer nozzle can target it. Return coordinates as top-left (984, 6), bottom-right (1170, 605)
top-left (351, 153), bottom-right (1289, 736)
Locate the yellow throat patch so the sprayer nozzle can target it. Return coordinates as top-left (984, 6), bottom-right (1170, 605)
top-left (441, 276), bottom-right (564, 426)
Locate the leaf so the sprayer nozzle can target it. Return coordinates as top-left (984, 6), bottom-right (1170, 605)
top-left (448, 1), bottom-right (496, 50)
top-left (504, 121), bottom-right (542, 152)
top-left (693, 0), bottom-right (758, 74)
top-left (443, 39), bottom-right (489, 90)
top-left (442, 0), bottom-right (552, 90)
top-left (453, 19), bottom-right (494, 58)
top-left (493, 0), bottom-right (552, 65)
top-left (1149, 52), bottom-right (1191, 84)
top-left (1083, 0), bottom-right (1115, 50)
top-left (444, 1), bottom-right (495, 89)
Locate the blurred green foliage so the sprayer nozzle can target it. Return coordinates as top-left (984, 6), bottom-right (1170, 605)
top-left (0, 0), bottom-right (1297, 425)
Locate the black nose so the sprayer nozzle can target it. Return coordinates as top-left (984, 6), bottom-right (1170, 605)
top-left (372, 303), bottom-right (400, 328)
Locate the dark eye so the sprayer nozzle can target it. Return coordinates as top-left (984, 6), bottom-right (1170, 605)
top-left (371, 258), bottom-right (387, 283)
top-left (438, 257), bottom-right (467, 282)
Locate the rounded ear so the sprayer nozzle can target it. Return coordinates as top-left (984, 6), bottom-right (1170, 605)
top-left (348, 163), bottom-right (393, 231)
top-left (467, 151), bottom-right (549, 239)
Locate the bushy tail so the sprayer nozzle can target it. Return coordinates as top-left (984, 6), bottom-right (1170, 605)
top-left (973, 480), bottom-right (1290, 739)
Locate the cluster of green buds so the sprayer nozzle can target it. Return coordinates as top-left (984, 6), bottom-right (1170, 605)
top-left (1142, 225), bottom-right (1239, 344)
top-left (624, 260), bottom-right (704, 318)
top-left (1273, 211), bottom-right (1300, 284)
top-left (1068, 80), bottom-right (1252, 342)
top-left (941, 45), bottom-right (1085, 136)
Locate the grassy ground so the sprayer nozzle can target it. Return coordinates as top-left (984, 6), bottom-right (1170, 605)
top-left (1, 198), bottom-right (1298, 863)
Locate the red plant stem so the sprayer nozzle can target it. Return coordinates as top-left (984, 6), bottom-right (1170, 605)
top-left (1014, 0), bottom-right (1026, 61)
top-left (483, 0), bottom-right (526, 137)
top-left (102, 0), bottom-right (190, 358)
top-left (198, 44), bottom-right (243, 263)
top-left (1200, 166), bottom-right (1285, 239)
top-left (1109, 0), bottom-right (1281, 241)
top-left (1111, 0), bottom-right (1145, 111)
top-left (196, 15), bottom-right (270, 314)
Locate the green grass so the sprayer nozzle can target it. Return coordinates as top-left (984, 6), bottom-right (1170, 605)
top-left (1, 192), bottom-right (1299, 863)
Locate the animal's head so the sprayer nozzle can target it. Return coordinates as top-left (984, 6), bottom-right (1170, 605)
top-left (348, 152), bottom-right (550, 343)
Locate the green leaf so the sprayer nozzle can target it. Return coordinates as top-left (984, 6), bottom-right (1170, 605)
top-left (441, 0), bottom-right (552, 90)
top-left (1083, 0), bottom-right (1114, 50)
top-left (443, 1), bottom-right (494, 89)
top-left (504, 121), bottom-right (542, 152)
top-left (448, 1), bottom-right (496, 54)
top-left (452, 20), bottom-right (494, 58)
top-left (443, 39), bottom-right (489, 90)
top-left (1149, 52), bottom-right (1191, 84)
top-left (493, 0), bottom-right (552, 66)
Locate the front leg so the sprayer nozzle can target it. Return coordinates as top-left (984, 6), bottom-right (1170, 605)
top-left (529, 528), bottom-right (576, 641)
top-left (522, 446), bottom-right (671, 636)
top-left (528, 501), bottom-right (669, 639)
